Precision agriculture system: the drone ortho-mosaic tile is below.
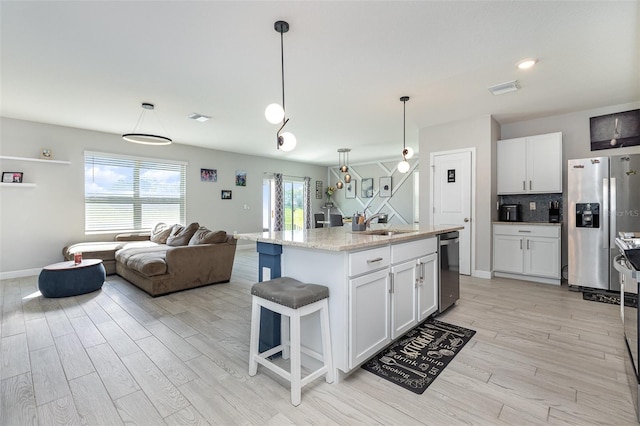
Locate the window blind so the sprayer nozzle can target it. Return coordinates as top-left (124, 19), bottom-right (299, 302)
top-left (84, 151), bottom-right (186, 233)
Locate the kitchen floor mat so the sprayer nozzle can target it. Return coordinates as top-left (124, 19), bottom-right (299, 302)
top-left (361, 318), bottom-right (475, 394)
top-left (583, 290), bottom-right (638, 308)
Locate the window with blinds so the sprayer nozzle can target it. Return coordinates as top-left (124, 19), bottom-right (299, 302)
top-left (84, 151), bottom-right (186, 233)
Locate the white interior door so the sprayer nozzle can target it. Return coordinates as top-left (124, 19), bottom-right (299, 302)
top-left (431, 150), bottom-right (472, 275)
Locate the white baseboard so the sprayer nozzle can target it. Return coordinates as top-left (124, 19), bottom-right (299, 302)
top-left (494, 271), bottom-right (560, 286)
top-left (472, 269), bottom-right (492, 279)
top-left (0, 268), bottom-right (41, 280)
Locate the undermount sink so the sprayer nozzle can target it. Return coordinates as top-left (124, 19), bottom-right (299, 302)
top-left (358, 229), bottom-right (414, 236)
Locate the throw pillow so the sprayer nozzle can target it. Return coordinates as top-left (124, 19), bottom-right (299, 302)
top-left (166, 222), bottom-right (200, 246)
top-left (150, 222), bottom-right (172, 244)
top-left (188, 227), bottom-right (227, 245)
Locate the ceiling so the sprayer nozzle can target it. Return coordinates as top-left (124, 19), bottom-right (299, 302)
top-left (1, 1), bottom-right (638, 166)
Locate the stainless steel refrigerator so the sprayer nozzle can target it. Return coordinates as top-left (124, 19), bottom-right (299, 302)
top-left (568, 154), bottom-right (640, 291)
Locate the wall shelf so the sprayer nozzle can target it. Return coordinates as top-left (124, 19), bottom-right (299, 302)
top-left (0, 182), bottom-right (36, 188)
top-left (0, 155), bottom-right (70, 165)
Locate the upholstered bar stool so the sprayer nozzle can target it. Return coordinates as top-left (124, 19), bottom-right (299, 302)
top-left (249, 277), bottom-right (334, 406)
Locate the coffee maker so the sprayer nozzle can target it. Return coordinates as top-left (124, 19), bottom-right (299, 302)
top-left (549, 201), bottom-right (560, 223)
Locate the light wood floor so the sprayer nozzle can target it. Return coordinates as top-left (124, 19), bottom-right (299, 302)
top-left (1, 249), bottom-right (638, 425)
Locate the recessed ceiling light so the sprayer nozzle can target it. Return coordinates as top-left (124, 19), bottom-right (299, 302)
top-left (517, 58), bottom-right (538, 70)
top-left (488, 80), bottom-right (520, 95)
top-left (187, 113), bottom-right (211, 122)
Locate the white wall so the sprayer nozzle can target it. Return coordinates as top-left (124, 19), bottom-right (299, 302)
top-left (0, 117), bottom-right (327, 276)
top-left (328, 158), bottom-right (418, 224)
top-left (418, 115), bottom-right (497, 277)
top-left (501, 101), bottom-right (640, 270)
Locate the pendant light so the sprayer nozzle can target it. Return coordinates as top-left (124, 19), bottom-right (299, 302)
top-left (338, 148), bottom-right (351, 183)
top-left (265, 21), bottom-right (296, 152)
top-left (397, 96), bottom-right (412, 173)
top-left (122, 103), bottom-right (172, 146)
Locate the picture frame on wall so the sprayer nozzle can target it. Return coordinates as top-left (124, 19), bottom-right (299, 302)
top-left (40, 148), bottom-right (53, 160)
top-left (221, 190), bottom-right (232, 200)
top-left (380, 176), bottom-right (391, 197)
top-left (2, 172), bottom-right (23, 183)
top-left (201, 168), bottom-right (217, 182)
top-left (345, 180), bottom-right (356, 199)
top-left (590, 109), bottom-right (640, 151)
top-left (362, 178), bottom-right (373, 198)
top-left (235, 170), bottom-right (246, 186)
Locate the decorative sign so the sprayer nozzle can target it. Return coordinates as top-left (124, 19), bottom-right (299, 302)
top-left (448, 169), bottom-right (456, 183)
top-left (315, 180), bottom-right (323, 199)
top-left (380, 176), bottom-right (391, 197)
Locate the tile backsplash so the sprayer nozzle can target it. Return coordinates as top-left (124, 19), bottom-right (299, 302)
top-left (499, 194), bottom-right (563, 223)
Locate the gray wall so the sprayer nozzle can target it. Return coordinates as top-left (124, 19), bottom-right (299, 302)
top-left (418, 115), bottom-right (498, 277)
top-left (501, 101), bottom-right (640, 271)
top-left (0, 117), bottom-right (327, 276)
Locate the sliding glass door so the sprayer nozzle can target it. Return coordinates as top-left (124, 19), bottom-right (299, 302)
top-left (262, 177), bottom-right (306, 232)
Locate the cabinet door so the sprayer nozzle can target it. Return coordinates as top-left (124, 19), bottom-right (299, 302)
top-left (497, 137), bottom-right (527, 194)
top-left (349, 269), bottom-right (390, 368)
top-left (524, 236), bottom-right (560, 278)
top-left (526, 133), bottom-right (562, 193)
top-left (493, 234), bottom-right (524, 273)
top-left (390, 261), bottom-right (418, 339)
top-left (417, 253), bottom-right (438, 321)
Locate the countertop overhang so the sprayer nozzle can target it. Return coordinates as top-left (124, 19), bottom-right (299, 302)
top-left (235, 224), bottom-right (463, 252)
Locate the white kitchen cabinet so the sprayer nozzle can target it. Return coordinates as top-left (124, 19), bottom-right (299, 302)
top-left (390, 260), bottom-right (418, 339)
top-left (417, 253), bottom-right (438, 321)
top-left (389, 238), bottom-right (438, 339)
top-left (349, 268), bottom-right (390, 368)
top-left (493, 224), bottom-right (561, 285)
top-left (497, 132), bottom-right (562, 194)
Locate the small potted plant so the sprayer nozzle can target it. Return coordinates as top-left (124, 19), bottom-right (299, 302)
top-left (325, 186), bottom-right (335, 207)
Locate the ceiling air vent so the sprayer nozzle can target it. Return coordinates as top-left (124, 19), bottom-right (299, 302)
top-left (187, 113), bottom-right (211, 122)
top-left (488, 80), bottom-right (520, 95)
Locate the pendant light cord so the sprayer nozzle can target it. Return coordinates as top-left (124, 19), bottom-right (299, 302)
top-left (280, 30), bottom-right (286, 116)
top-left (403, 99), bottom-right (406, 152)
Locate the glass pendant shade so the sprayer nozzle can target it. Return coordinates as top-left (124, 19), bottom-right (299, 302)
top-left (340, 165), bottom-right (348, 173)
top-left (398, 160), bottom-right (410, 173)
top-left (403, 146), bottom-right (414, 159)
top-left (265, 103), bottom-right (285, 124)
top-left (278, 132), bottom-right (297, 152)
top-left (336, 181), bottom-right (344, 189)
top-left (344, 173), bottom-right (351, 183)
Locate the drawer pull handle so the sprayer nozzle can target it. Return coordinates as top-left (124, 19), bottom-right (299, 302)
top-left (518, 230), bottom-right (531, 233)
top-left (367, 257), bottom-right (384, 264)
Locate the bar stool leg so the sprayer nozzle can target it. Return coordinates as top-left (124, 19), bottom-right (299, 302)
top-left (290, 308), bottom-right (302, 406)
top-left (281, 313), bottom-right (290, 360)
top-left (320, 299), bottom-right (334, 383)
top-left (248, 297), bottom-right (261, 376)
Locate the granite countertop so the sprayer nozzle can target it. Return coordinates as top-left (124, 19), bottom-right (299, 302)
top-left (493, 221), bottom-right (563, 226)
top-left (235, 223), bottom-right (463, 252)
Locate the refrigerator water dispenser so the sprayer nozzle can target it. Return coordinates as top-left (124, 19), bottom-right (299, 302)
top-left (575, 203), bottom-right (600, 228)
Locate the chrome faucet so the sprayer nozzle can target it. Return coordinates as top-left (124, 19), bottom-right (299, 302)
top-left (365, 213), bottom-right (382, 229)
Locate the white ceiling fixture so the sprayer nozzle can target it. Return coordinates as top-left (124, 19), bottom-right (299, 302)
top-left (122, 103), bottom-right (172, 146)
top-left (265, 20), bottom-right (296, 152)
top-left (187, 113), bottom-right (211, 122)
top-left (488, 80), bottom-right (520, 96)
top-left (517, 58), bottom-right (538, 70)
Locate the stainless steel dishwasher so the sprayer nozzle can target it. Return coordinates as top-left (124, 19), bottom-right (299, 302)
top-left (438, 231), bottom-right (460, 313)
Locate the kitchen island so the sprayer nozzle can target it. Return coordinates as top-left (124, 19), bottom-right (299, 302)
top-left (235, 223), bottom-right (462, 381)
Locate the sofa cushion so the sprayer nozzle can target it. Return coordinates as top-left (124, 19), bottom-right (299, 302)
top-left (116, 242), bottom-right (169, 277)
top-left (150, 222), bottom-right (172, 244)
top-left (166, 222), bottom-right (199, 246)
top-left (188, 227), bottom-right (227, 245)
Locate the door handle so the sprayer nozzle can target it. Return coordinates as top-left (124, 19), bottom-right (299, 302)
top-left (527, 239), bottom-right (530, 250)
top-left (522, 181), bottom-right (526, 190)
top-left (464, 218), bottom-right (470, 222)
top-left (520, 239), bottom-right (523, 250)
top-left (529, 180), bottom-right (532, 190)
